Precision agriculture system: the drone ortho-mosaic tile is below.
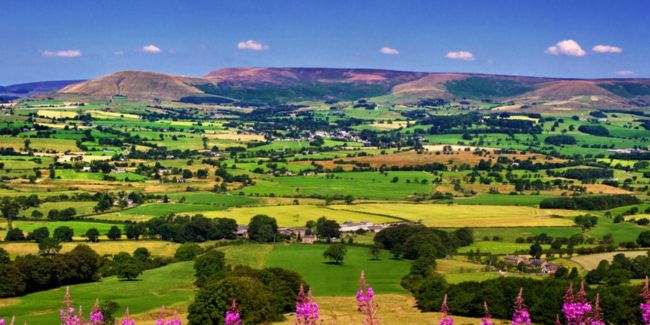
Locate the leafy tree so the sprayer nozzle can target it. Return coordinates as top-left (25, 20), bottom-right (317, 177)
top-left (175, 243), bottom-right (204, 261)
top-left (27, 227), bottom-right (50, 243)
top-left (53, 226), bottom-right (74, 242)
top-left (315, 217), bottom-right (340, 240)
top-left (323, 243), bottom-right (347, 264)
top-left (1, 197), bottom-right (20, 230)
top-left (100, 300), bottom-right (120, 325)
top-left (188, 276), bottom-right (275, 325)
top-left (454, 227), bottom-right (474, 246)
top-left (107, 226), bottom-right (122, 240)
top-left (132, 247), bottom-right (151, 264)
top-left (194, 250), bottom-right (226, 287)
top-left (85, 228), bottom-right (100, 242)
top-left (38, 238), bottom-right (62, 255)
top-left (5, 228), bottom-right (25, 241)
top-left (0, 263), bottom-right (26, 297)
top-left (125, 223), bottom-right (145, 240)
top-left (574, 215), bottom-right (598, 230)
top-left (529, 242), bottom-right (543, 259)
top-left (0, 248), bottom-right (10, 264)
top-left (248, 215), bottom-right (278, 243)
top-left (370, 242), bottom-right (383, 260)
top-left (114, 256), bottom-right (143, 281)
top-left (638, 231), bottom-right (650, 247)
top-left (94, 193), bottom-right (113, 212)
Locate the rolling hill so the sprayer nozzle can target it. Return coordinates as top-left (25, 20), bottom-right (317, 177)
top-left (50, 68), bottom-right (650, 109)
top-left (1, 80), bottom-right (84, 99)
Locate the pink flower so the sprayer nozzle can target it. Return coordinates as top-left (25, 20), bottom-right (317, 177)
top-left (438, 294), bottom-right (454, 325)
top-left (356, 271), bottom-right (379, 325)
top-left (225, 300), bottom-right (241, 325)
top-left (511, 288), bottom-right (531, 325)
top-left (296, 284), bottom-right (320, 325)
top-left (480, 302), bottom-right (494, 325)
top-left (121, 307), bottom-right (135, 325)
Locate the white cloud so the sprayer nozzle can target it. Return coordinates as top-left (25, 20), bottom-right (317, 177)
top-left (545, 39), bottom-right (586, 57)
top-left (113, 50), bottom-right (125, 56)
top-left (142, 44), bottom-right (162, 53)
top-left (41, 49), bottom-right (82, 58)
top-left (379, 47), bottom-right (399, 55)
top-left (592, 45), bottom-right (622, 53)
top-left (445, 51), bottom-right (474, 61)
top-left (615, 70), bottom-right (634, 76)
top-left (237, 40), bottom-right (269, 51)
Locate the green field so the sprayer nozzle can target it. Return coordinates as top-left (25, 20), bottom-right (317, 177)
top-left (242, 171), bottom-right (437, 200)
top-left (0, 261), bottom-right (195, 324)
top-left (219, 244), bottom-right (411, 296)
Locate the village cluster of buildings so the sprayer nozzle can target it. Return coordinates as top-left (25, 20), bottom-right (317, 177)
top-left (236, 221), bottom-right (392, 244)
top-left (503, 255), bottom-right (561, 274)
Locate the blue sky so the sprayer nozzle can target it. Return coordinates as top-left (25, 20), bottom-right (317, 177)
top-left (1, 0), bottom-right (648, 84)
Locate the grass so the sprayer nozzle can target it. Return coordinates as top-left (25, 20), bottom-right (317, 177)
top-left (273, 294), bottom-right (511, 325)
top-left (453, 193), bottom-right (555, 206)
top-left (0, 240), bottom-right (181, 258)
top-left (21, 200), bottom-right (97, 218)
top-left (199, 204), bottom-right (398, 227)
top-left (571, 250), bottom-right (650, 270)
top-left (242, 171), bottom-right (437, 200)
top-left (330, 203), bottom-right (577, 227)
top-left (219, 243), bottom-right (411, 296)
top-left (0, 261), bottom-right (195, 324)
top-left (0, 136), bottom-right (79, 152)
top-left (1, 220), bottom-right (121, 239)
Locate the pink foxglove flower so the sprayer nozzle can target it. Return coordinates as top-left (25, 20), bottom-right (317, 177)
top-left (563, 281), bottom-right (592, 324)
top-left (589, 293), bottom-right (605, 325)
top-left (438, 294), bottom-right (453, 325)
top-left (356, 271), bottom-right (379, 325)
top-left (511, 288), bottom-right (531, 325)
top-left (641, 276), bottom-right (650, 325)
top-left (225, 300), bottom-right (241, 325)
top-left (296, 284), bottom-right (320, 325)
top-left (480, 302), bottom-right (494, 325)
top-left (121, 307), bottom-right (135, 325)
top-left (89, 299), bottom-right (103, 325)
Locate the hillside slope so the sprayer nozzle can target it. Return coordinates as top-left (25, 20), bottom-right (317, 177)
top-left (58, 71), bottom-right (208, 100)
top-left (52, 68), bottom-right (650, 108)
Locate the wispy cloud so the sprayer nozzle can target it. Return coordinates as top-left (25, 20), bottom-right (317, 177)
top-left (113, 50), bottom-right (125, 56)
top-left (446, 51), bottom-right (474, 61)
top-left (41, 49), bottom-right (81, 58)
top-left (545, 39), bottom-right (586, 57)
top-left (379, 47), bottom-right (399, 55)
top-left (615, 70), bottom-right (634, 76)
top-left (237, 40), bottom-right (269, 51)
top-left (592, 45), bottom-right (622, 53)
top-left (141, 44), bottom-right (162, 53)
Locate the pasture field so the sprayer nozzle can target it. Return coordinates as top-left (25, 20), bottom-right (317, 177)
top-left (198, 204), bottom-right (399, 227)
top-left (452, 193), bottom-right (555, 206)
top-left (0, 261), bottom-right (194, 324)
top-left (571, 250), bottom-right (650, 270)
top-left (242, 171), bottom-right (437, 200)
top-left (1, 219), bottom-right (121, 239)
top-left (0, 136), bottom-right (79, 152)
top-left (22, 200), bottom-right (97, 217)
top-left (0, 240), bottom-right (181, 258)
top-left (219, 243), bottom-right (411, 296)
top-left (329, 203), bottom-right (578, 227)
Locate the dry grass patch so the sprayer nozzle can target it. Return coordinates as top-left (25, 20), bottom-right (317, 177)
top-left (274, 294), bottom-right (508, 325)
top-left (571, 250), bottom-right (649, 270)
top-left (329, 203), bottom-right (577, 227)
top-left (0, 240), bottom-right (181, 258)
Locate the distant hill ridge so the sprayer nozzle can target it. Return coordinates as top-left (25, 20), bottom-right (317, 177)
top-left (52, 67), bottom-right (650, 108)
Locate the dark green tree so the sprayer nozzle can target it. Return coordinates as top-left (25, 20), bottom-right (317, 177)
top-left (247, 215), bottom-right (278, 243)
top-left (107, 226), bottom-right (122, 240)
top-left (85, 228), bottom-right (100, 242)
top-left (194, 250), bottom-right (226, 287)
top-left (323, 243), bottom-right (347, 264)
top-left (53, 226), bottom-right (74, 242)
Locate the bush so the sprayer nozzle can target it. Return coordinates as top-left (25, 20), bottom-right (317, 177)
top-left (5, 228), bottom-right (25, 241)
top-left (545, 135), bottom-right (576, 145)
top-left (188, 276), bottom-right (276, 325)
top-left (175, 243), bottom-right (204, 261)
